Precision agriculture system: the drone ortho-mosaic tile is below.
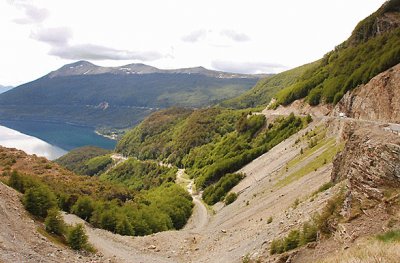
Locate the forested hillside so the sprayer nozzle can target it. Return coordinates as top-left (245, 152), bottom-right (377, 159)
top-left (221, 62), bottom-right (319, 109)
top-left (225, 0), bottom-right (400, 109)
top-left (117, 107), bottom-right (310, 204)
top-left (0, 147), bottom-right (193, 236)
top-left (55, 146), bottom-right (112, 176)
top-left (0, 61), bottom-right (259, 128)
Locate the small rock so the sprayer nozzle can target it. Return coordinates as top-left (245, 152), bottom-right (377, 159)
top-left (306, 242), bottom-right (317, 249)
top-left (221, 229), bottom-right (227, 233)
top-left (148, 245), bottom-right (156, 250)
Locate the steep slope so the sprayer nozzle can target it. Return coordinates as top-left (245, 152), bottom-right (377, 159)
top-left (275, 0), bottom-right (400, 106)
top-left (333, 63), bottom-right (400, 123)
top-left (221, 61), bottom-right (319, 109)
top-left (55, 146), bottom-right (112, 175)
top-left (0, 182), bottom-right (103, 263)
top-left (226, 0), bottom-right (400, 109)
top-left (0, 61), bottom-right (259, 128)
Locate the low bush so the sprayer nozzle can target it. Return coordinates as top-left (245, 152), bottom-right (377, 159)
top-left (224, 192), bottom-right (238, 205)
top-left (45, 208), bottom-right (65, 236)
top-left (203, 173), bottom-right (244, 205)
top-left (67, 224), bottom-right (89, 250)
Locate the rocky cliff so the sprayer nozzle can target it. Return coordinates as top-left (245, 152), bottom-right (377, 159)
top-left (333, 63), bottom-right (400, 123)
top-left (331, 127), bottom-right (400, 216)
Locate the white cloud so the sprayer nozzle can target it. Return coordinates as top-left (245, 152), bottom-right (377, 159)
top-left (10, 0), bottom-right (49, 24)
top-left (220, 30), bottom-right (250, 42)
top-left (49, 44), bottom-right (163, 61)
top-left (212, 60), bottom-right (287, 74)
top-left (181, 29), bottom-right (207, 43)
top-left (30, 27), bottom-right (72, 45)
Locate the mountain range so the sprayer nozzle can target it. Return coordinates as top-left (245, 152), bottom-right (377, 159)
top-left (0, 62), bottom-right (260, 128)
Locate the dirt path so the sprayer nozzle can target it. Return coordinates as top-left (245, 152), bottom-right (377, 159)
top-left (177, 169), bottom-right (209, 232)
top-left (61, 167), bottom-right (210, 263)
top-left (63, 213), bottom-right (176, 263)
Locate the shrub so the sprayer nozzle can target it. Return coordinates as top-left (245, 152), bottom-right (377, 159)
top-left (267, 216), bottom-right (273, 224)
top-left (67, 224), bottom-right (89, 250)
top-left (71, 196), bottom-right (95, 221)
top-left (8, 170), bottom-right (24, 192)
top-left (313, 191), bottom-right (345, 236)
top-left (224, 192), bottom-right (238, 205)
top-left (203, 173), bottom-right (244, 205)
top-left (23, 184), bottom-right (57, 218)
top-left (45, 208), bottom-right (65, 236)
top-left (270, 238), bottom-right (285, 255)
top-left (100, 210), bottom-right (118, 232)
top-left (300, 222), bottom-right (318, 245)
top-left (116, 215), bottom-right (134, 236)
top-left (284, 230), bottom-right (301, 251)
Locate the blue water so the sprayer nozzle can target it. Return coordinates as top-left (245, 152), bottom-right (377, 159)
top-left (0, 120), bottom-right (116, 152)
top-left (0, 125), bottom-right (67, 160)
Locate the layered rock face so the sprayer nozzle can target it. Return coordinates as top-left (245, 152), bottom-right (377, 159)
top-left (333, 63), bottom-right (400, 123)
top-left (331, 128), bottom-right (400, 212)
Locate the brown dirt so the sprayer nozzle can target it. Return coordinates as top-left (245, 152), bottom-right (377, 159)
top-left (0, 182), bottom-right (102, 263)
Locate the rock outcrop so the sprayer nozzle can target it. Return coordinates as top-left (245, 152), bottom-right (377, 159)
top-left (333, 63), bottom-right (400, 124)
top-left (331, 127), bottom-right (400, 215)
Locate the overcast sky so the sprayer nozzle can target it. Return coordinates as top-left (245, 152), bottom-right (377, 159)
top-left (0, 0), bottom-right (387, 86)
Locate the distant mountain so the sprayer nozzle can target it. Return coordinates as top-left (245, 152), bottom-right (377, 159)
top-left (0, 85), bottom-right (13, 94)
top-left (0, 61), bottom-right (259, 128)
top-left (48, 60), bottom-right (258, 79)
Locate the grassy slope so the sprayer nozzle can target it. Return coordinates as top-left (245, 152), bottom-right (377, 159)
top-left (276, 1), bottom-right (400, 106)
top-left (222, 0), bottom-right (400, 110)
top-left (221, 62), bottom-right (319, 109)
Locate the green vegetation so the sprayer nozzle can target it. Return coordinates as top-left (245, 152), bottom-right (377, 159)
top-left (270, 191), bottom-right (345, 255)
top-left (67, 224), bottom-right (89, 250)
top-left (224, 192), bottom-right (238, 205)
top-left (7, 169), bottom-right (193, 236)
top-left (189, 113), bottom-right (305, 188)
top-left (225, 1), bottom-right (400, 110)
top-left (203, 173), bottom-right (244, 205)
top-left (276, 138), bottom-right (341, 188)
top-left (376, 229), bottom-right (400, 243)
top-left (276, 9), bottom-right (400, 106)
top-left (100, 158), bottom-right (177, 191)
top-left (55, 146), bottom-right (112, 176)
top-left (84, 155), bottom-right (113, 176)
top-left (311, 181), bottom-right (334, 197)
top-left (221, 62), bottom-right (319, 109)
top-left (116, 107), bottom-right (243, 166)
top-left (267, 216), bottom-right (273, 224)
top-left (23, 184), bottom-right (57, 218)
top-left (45, 208), bottom-right (66, 236)
top-left (118, 108), bottom-right (307, 201)
top-left (0, 66), bottom-right (257, 128)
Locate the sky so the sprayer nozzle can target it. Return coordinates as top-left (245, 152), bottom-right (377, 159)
top-left (0, 0), bottom-right (387, 86)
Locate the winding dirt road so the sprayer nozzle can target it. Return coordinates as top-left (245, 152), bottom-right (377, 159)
top-left (62, 166), bottom-right (210, 263)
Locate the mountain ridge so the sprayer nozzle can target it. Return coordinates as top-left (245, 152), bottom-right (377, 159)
top-left (0, 62), bottom-right (260, 128)
top-left (48, 60), bottom-right (264, 79)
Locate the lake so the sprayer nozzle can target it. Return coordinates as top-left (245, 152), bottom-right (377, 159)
top-left (0, 120), bottom-right (116, 160)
